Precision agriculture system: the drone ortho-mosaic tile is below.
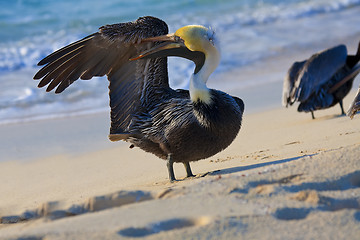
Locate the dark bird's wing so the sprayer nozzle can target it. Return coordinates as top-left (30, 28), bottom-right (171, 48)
top-left (290, 45), bottom-right (348, 103)
top-left (34, 16), bottom-right (169, 137)
top-left (282, 60), bottom-right (306, 107)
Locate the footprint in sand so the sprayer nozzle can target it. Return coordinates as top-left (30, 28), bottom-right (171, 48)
top-left (275, 194), bottom-right (360, 221)
top-left (1, 190), bottom-right (154, 223)
top-left (273, 207), bottom-right (311, 220)
top-left (354, 212), bottom-right (360, 222)
top-left (86, 190), bottom-right (153, 211)
top-left (118, 216), bottom-right (212, 237)
top-left (273, 170), bottom-right (360, 221)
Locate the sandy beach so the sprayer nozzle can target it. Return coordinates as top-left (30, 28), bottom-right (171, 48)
top-left (1, 36), bottom-right (360, 239)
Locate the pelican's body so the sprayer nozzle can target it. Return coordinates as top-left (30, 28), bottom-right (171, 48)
top-left (282, 42), bottom-right (360, 119)
top-left (33, 16), bottom-right (244, 181)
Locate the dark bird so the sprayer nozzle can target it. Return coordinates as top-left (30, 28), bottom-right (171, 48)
top-left (33, 16), bottom-right (244, 181)
top-left (282, 42), bottom-right (360, 119)
top-left (348, 86), bottom-right (360, 118)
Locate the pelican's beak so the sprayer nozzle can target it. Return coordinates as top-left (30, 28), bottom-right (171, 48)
top-left (141, 33), bottom-right (177, 42)
top-left (130, 33), bottom-right (185, 61)
top-left (130, 32), bottom-right (205, 74)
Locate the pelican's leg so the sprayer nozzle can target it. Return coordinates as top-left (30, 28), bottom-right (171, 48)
top-left (166, 153), bottom-right (176, 182)
top-left (311, 111), bottom-right (315, 119)
top-left (183, 162), bottom-right (195, 178)
top-left (339, 100), bottom-right (346, 115)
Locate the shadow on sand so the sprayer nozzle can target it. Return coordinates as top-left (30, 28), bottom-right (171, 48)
top-left (210, 154), bottom-right (317, 176)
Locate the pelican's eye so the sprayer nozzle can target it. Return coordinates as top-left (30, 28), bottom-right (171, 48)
top-left (174, 35), bottom-right (183, 43)
top-left (209, 37), bottom-right (214, 45)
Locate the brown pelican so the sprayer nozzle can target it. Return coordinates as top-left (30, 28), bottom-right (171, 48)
top-left (282, 42), bottom-right (360, 119)
top-left (33, 16), bottom-right (244, 181)
top-left (348, 86), bottom-right (360, 118)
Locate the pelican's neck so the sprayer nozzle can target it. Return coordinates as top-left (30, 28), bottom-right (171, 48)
top-left (190, 49), bottom-right (220, 104)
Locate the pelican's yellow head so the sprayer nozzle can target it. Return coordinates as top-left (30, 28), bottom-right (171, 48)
top-left (174, 25), bottom-right (219, 56)
top-left (134, 25), bottom-right (219, 61)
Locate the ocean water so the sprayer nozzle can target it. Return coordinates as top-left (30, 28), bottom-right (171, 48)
top-left (1, 0), bottom-right (360, 124)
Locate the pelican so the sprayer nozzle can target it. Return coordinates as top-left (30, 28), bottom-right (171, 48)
top-left (33, 16), bottom-right (244, 182)
top-left (348, 86), bottom-right (360, 118)
top-left (282, 42), bottom-right (360, 119)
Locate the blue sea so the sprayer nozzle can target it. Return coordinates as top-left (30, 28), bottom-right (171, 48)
top-left (1, 0), bottom-right (360, 124)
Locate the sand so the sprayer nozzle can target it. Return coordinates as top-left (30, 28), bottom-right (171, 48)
top-left (1, 38), bottom-right (360, 239)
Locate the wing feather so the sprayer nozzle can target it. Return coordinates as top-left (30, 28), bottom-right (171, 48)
top-left (37, 34), bottom-right (96, 66)
top-left (34, 45), bottom-right (86, 79)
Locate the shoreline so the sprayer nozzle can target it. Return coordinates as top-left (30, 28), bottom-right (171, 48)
top-left (3, 83), bottom-right (359, 163)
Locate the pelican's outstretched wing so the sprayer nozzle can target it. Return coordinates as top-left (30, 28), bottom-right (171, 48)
top-left (348, 86), bottom-right (360, 119)
top-left (289, 45), bottom-right (348, 103)
top-left (34, 16), bottom-right (169, 136)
